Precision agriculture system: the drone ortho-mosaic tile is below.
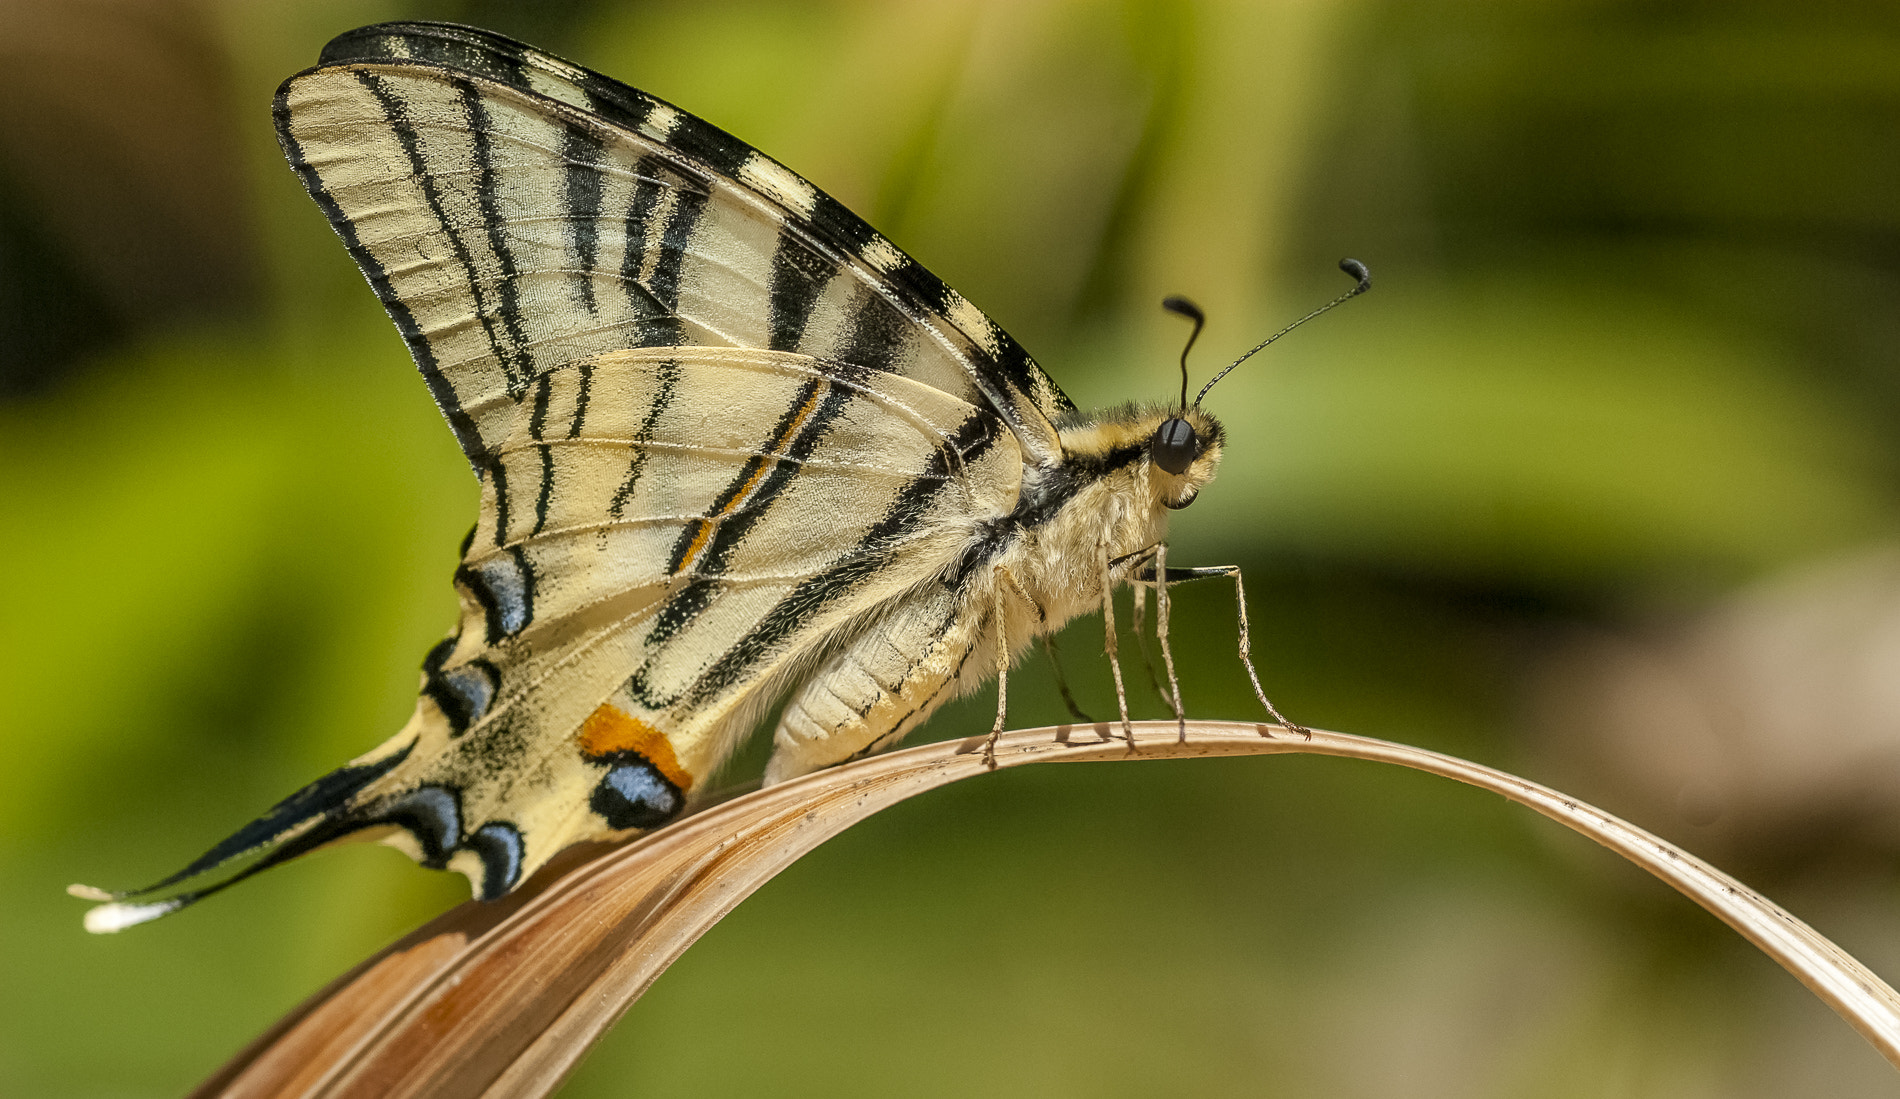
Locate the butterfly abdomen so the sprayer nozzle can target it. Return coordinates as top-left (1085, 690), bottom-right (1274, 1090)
top-left (767, 582), bottom-right (974, 782)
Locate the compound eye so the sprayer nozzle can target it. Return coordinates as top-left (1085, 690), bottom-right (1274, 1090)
top-left (1151, 417), bottom-right (1198, 475)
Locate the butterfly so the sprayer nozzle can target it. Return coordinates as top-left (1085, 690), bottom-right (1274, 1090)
top-left (73, 21), bottom-right (1366, 932)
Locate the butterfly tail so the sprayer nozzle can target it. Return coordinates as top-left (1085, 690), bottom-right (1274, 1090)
top-left (69, 738), bottom-right (419, 933)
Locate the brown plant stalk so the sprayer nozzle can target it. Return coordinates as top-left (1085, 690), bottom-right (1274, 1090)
top-left (192, 721), bottom-right (1900, 1098)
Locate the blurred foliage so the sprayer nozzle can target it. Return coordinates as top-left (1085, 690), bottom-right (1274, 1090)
top-left (4, 0), bottom-right (1900, 1095)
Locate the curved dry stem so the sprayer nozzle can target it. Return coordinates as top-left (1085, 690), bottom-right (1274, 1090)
top-left (193, 721), bottom-right (1900, 1098)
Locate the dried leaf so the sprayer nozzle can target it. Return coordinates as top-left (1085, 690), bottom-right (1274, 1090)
top-left (192, 722), bottom-right (1900, 1098)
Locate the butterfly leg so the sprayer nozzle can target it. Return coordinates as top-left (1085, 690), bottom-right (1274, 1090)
top-left (1115, 545), bottom-right (1168, 705)
top-left (984, 564), bottom-right (1033, 767)
top-left (1134, 562), bottom-right (1308, 739)
top-left (1128, 583), bottom-right (1169, 704)
top-left (1042, 634), bottom-right (1095, 724)
top-left (1099, 546), bottom-right (1136, 751)
top-left (1152, 543), bottom-right (1187, 739)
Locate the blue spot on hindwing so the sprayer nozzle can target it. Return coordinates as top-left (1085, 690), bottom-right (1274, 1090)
top-left (441, 665), bottom-right (496, 722)
top-left (464, 821), bottom-right (525, 899)
top-left (372, 785), bottom-right (462, 867)
top-left (422, 650), bottom-right (499, 737)
top-left (591, 755), bottom-right (684, 830)
top-left (364, 786), bottom-right (526, 899)
top-left (457, 547), bottom-right (536, 642)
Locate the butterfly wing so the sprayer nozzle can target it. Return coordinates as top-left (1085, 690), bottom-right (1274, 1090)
top-left (78, 22), bottom-right (1057, 924)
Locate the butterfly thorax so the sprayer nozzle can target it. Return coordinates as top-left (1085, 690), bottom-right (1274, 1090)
top-left (993, 404), bottom-right (1224, 637)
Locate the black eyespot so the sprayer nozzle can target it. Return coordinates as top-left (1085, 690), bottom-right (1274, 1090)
top-left (1151, 417), bottom-right (1198, 475)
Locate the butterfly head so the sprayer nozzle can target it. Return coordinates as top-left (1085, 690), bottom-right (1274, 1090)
top-left (1054, 403), bottom-right (1224, 512)
top-left (1147, 406), bottom-right (1224, 509)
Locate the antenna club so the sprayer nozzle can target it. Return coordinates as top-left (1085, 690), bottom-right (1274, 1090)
top-left (1339, 257), bottom-right (1371, 291)
top-left (1161, 294), bottom-right (1205, 410)
top-left (1162, 295), bottom-right (1205, 323)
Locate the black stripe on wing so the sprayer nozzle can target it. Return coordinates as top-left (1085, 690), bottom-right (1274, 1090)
top-left (608, 357), bottom-right (685, 520)
top-left (769, 231), bottom-right (835, 352)
top-left (274, 89), bottom-right (483, 459)
top-left (454, 75), bottom-right (536, 392)
top-left (351, 69), bottom-right (530, 397)
top-left (562, 127), bottom-right (606, 316)
top-left (616, 154), bottom-right (710, 341)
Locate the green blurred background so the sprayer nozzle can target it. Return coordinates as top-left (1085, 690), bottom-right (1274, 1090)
top-left (6, 0), bottom-right (1900, 1094)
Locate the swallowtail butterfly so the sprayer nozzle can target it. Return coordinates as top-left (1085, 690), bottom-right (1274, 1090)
top-left (73, 21), bottom-right (1366, 931)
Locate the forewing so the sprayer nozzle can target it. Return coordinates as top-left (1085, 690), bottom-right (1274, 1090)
top-left (275, 20), bottom-right (1074, 468)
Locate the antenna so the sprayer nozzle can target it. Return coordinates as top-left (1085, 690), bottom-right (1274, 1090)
top-left (1160, 295), bottom-right (1204, 410)
top-left (1192, 258), bottom-right (1370, 407)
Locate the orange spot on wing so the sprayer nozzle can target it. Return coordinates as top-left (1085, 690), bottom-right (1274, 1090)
top-left (578, 704), bottom-right (694, 792)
